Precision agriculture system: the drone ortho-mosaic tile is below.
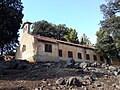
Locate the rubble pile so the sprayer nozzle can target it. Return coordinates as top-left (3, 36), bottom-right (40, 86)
top-left (0, 59), bottom-right (119, 90)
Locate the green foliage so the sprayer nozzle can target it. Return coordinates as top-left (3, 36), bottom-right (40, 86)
top-left (0, 0), bottom-right (24, 56)
top-left (96, 29), bottom-right (117, 56)
top-left (79, 34), bottom-right (92, 46)
top-left (100, 0), bottom-right (120, 19)
top-left (64, 28), bottom-right (79, 44)
top-left (32, 20), bottom-right (54, 37)
top-left (32, 20), bottom-right (79, 44)
top-left (96, 0), bottom-right (120, 61)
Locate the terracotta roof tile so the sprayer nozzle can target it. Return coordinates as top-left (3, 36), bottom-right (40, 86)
top-left (34, 35), bottom-right (57, 43)
top-left (33, 35), bottom-right (95, 49)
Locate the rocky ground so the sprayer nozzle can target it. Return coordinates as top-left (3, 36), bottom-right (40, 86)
top-left (0, 59), bottom-right (120, 90)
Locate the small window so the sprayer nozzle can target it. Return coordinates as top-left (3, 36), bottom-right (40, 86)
top-left (45, 44), bottom-right (52, 52)
top-left (68, 51), bottom-right (73, 58)
top-left (100, 56), bottom-right (104, 61)
top-left (59, 50), bottom-right (62, 57)
top-left (86, 54), bottom-right (90, 60)
top-left (78, 53), bottom-right (82, 59)
top-left (22, 45), bottom-right (26, 52)
top-left (93, 55), bottom-right (97, 61)
top-left (23, 26), bottom-right (27, 33)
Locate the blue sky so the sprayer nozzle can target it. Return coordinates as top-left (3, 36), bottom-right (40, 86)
top-left (20, 0), bottom-right (106, 44)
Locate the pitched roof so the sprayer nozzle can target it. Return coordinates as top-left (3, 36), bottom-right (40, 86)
top-left (21, 21), bottom-right (32, 29)
top-left (33, 35), bottom-right (95, 50)
top-left (34, 35), bottom-right (57, 43)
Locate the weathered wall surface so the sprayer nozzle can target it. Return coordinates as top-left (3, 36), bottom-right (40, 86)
top-left (16, 22), bottom-right (106, 63)
top-left (35, 42), bottom-right (102, 62)
top-left (15, 33), bottom-right (35, 62)
top-left (35, 41), bottom-right (59, 62)
top-left (58, 43), bottom-right (99, 62)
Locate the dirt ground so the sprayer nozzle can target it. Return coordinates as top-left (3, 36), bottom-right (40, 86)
top-left (0, 61), bottom-right (120, 90)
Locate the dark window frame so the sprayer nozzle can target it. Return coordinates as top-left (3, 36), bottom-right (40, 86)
top-left (68, 51), bottom-right (73, 58)
top-left (22, 45), bottom-right (26, 52)
top-left (45, 44), bottom-right (52, 53)
top-left (93, 55), bottom-right (97, 61)
top-left (86, 54), bottom-right (90, 60)
top-left (100, 56), bottom-right (104, 61)
top-left (59, 49), bottom-right (62, 57)
top-left (78, 53), bottom-right (82, 59)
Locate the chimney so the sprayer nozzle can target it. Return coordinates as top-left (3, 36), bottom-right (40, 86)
top-left (21, 21), bottom-right (32, 34)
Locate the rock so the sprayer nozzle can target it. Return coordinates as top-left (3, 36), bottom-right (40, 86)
top-left (109, 66), bottom-right (117, 71)
top-left (101, 63), bottom-right (107, 68)
top-left (56, 77), bottom-right (66, 85)
top-left (94, 81), bottom-right (102, 87)
top-left (66, 77), bottom-right (82, 87)
top-left (113, 71), bottom-right (119, 76)
top-left (66, 58), bottom-right (75, 68)
top-left (90, 73), bottom-right (98, 80)
top-left (80, 62), bottom-right (88, 69)
top-left (82, 75), bottom-right (93, 85)
top-left (17, 86), bottom-right (27, 90)
top-left (82, 79), bottom-right (91, 85)
top-left (74, 63), bottom-right (80, 69)
top-left (43, 62), bottom-right (51, 67)
top-left (91, 62), bottom-right (98, 67)
top-left (112, 83), bottom-right (120, 89)
top-left (35, 87), bottom-right (43, 90)
top-left (83, 67), bottom-right (89, 72)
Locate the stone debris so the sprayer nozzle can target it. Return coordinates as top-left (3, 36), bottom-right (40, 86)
top-left (56, 77), bottom-right (66, 85)
top-left (80, 62), bottom-right (88, 69)
top-left (0, 60), bottom-right (119, 90)
top-left (66, 58), bottom-right (75, 68)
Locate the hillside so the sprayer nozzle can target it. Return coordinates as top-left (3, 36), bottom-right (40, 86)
top-left (0, 60), bottom-right (120, 90)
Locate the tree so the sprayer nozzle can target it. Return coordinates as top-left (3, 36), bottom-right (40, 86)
top-left (32, 20), bottom-right (55, 38)
top-left (96, 29), bottom-right (117, 64)
top-left (100, 0), bottom-right (120, 19)
top-left (54, 24), bottom-right (68, 40)
top-left (79, 34), bottom-right (92, 46)
top-left (96, 0), bottom-right (120, 63)
top-left (32, 20), bottom-right (69, 40)
top-left (0, 0), bottom-right (24, 56)
top-left (64, 28), bottom-right (79, 44)
top-left (32, 20), bottom-right (79, 44)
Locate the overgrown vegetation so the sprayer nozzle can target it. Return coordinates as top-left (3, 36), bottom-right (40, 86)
top-left (96, 0), bottom-right (120, 63)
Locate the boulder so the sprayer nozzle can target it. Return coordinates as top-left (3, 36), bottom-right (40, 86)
top-left (90, 73), bottom-right (98, 80)
top-left (66, 58), bottom-right (75, 68)
top-left (113, 71), bottom-right (119, 76)
top-left (80, 62), bottom-right (88, 69)
top-left (35, 87), bottom-right (43, 90)
top-left (101, 63), bottom-right (107, 68)
top-left (56, 77), bottom-right (66, 85)
top-left (74, 63), bottom-right (80, 69)
top-left (66, 77), bottom-right (82, 87)
top-left (83, 75), bottom-right (93, 82)
top-left (91, 62), bottom-right (100, 67)
top-left (108, 66), bottom-right (117, 71)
